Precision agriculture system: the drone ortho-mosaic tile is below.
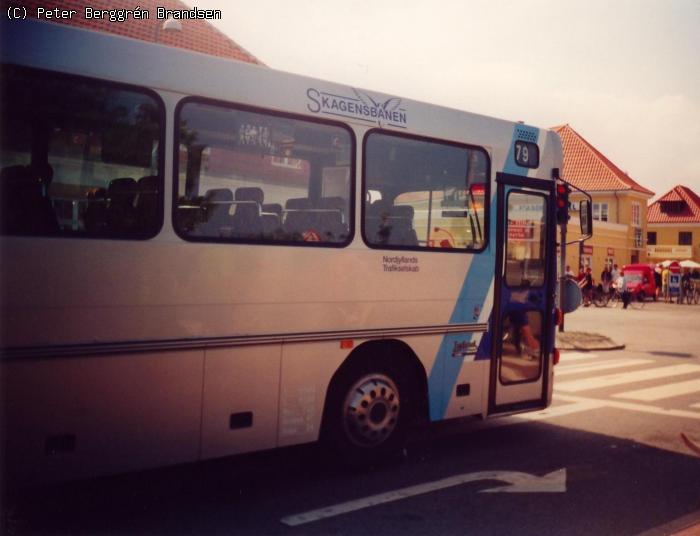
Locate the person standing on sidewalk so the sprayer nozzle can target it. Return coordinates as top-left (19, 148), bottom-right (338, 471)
top-left (654, 265), bottom-right (662, 300)
top-left (611, 263), bottom-right (620, 284)
top-left (662, 265), bottom-right (670, 302)
top-left (615, 270), bottom-right (631, 309)
top-left (579, 267), bottom-right (594, 306)
top-left (601, 265), bottom-right (612, 295)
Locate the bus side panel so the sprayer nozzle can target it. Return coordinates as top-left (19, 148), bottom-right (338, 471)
top-left (442, 360), bottom-right (490, 419)
top-left (1, 351), bottom-right (203, 485)
top-left (275, 334), bottom-right (489, 449)
top-left (395, 334), bottom-right (488, 420)
top-left (278, 341), bottom-right (349, 447)
top-left (200, 346), bottom-right (282, 458)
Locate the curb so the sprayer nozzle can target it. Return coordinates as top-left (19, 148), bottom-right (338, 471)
top-left (556, 331), bottom-right (625, 352)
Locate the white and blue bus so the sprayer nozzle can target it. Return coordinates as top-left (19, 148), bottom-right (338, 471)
top-left (1, 20), bottom-right (582, 486)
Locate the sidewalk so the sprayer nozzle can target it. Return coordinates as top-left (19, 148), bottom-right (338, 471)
top-left (556, 330), bottom-right (625, 351)
top-left (636, 509), bottom-right (700, 536)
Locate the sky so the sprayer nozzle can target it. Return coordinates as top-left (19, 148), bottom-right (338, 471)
top-left (195, 0), bottom-right (699, 200)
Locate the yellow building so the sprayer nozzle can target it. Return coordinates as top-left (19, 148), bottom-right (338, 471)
top-left (552, 125), bottom-right (655, 276)
top-left (647, 185), bottom-right (700, 264)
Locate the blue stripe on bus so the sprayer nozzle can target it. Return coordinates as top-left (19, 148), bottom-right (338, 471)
top-left (427, 124), bottom-right (540, 421)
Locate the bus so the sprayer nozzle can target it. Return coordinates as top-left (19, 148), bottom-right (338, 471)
top-left (1, 19), bottom-right (579, 486)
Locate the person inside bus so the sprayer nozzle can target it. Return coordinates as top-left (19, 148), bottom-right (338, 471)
top-left (505, 290), bottom-right (540, 360)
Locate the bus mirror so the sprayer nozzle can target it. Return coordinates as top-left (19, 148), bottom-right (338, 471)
top-left (579, 199), bottom-right (593, 236)
top-left (561, 277), bottom-right (582, 314)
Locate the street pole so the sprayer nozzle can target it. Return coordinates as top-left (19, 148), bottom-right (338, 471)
top-left (559, 219), bottom-right (566, 333)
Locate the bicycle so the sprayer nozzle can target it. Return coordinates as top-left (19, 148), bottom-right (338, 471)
top-left (681, 280), bottom-right (696, 305)
top-left (607, 286), bottom-right (623, 308)
top-left (592, 284), bottom-right (610, 307)
top-left (686, 280), bottom-right (700, 304)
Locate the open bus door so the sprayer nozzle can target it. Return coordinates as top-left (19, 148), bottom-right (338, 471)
top-left (489, 172), bottom-right (557, 414)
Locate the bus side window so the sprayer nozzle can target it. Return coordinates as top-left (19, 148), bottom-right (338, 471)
top-left (175, 99), bottom-right (354, 247)
top-left (0, 66), bottom-right (164, 239)
top-left (363, 131), bottom-right (489, 252)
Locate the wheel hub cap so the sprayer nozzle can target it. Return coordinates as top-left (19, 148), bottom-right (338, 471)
top-left (343, 374), bottom-right (400, 447)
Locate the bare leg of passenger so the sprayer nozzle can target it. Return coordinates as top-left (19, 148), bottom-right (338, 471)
top-left (520, 325), bottom-right (540, 358)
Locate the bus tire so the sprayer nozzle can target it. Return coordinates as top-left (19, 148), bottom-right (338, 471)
top-left (322, 358), bottom-right (414, 465)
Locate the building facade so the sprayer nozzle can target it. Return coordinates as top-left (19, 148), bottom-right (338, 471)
top-left (552, 125), bottom-right (654, 274)
top-left (647, 185), bottom-right (700, 264)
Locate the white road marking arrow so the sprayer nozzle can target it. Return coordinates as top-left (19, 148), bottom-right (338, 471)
top-left (280, 468), bottom-right (567, 526)
top-left (479, 468), bottom-right (567, 493)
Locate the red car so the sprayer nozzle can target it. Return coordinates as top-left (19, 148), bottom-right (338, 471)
top-left (623, 264), bottom-right (657, 301)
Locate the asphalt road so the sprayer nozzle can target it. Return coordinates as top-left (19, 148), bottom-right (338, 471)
top-left (3, 302), bottom-right (700, 535)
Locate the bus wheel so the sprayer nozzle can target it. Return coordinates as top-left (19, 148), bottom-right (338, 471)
top-left (323, 362), bottom-right (413, 464)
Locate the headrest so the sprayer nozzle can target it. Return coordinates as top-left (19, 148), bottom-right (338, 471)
top-left (204, 188), bottom-right (233, 202)
top-left (0, 165), bottom-right (31, 183)
top-left (138, 175), bottom-right (159, 192)
top-left (262, 203), bottom-right (283, 216)
top-left (367, 200), bottom-right (391, 217)
top-left (235, 187), bottom-right (263, 204)
top-left (318, 196), bottom-right (345, 210)
top-left (285, 197), bottom-right (313, 210)
top-left (108, 177), bottom-right (138, 193)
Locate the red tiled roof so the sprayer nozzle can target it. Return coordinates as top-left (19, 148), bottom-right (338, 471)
top-left (647, 185), bottom-right (700, 224)
top-left (657, 189), bottom-right (683, 202)
top-left (551, 124), bottom-right (654, 196)
top-left (3, 0), bottom-right (264, 65)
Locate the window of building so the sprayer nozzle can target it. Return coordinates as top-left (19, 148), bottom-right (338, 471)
top-left (631, 203), bottom-right (640, 227)
top-left (661, 201), bottom-right (685, 214)
top-left (592, 202), bottom-right (608, 222)
top-left (0, 66), bottom-right (164, 238)
top-left (679, 232), bottom-right (693, 246)
top-left (647, 231), bottom-right (657, 245)
top-left (174, 99), bottom-right (354, 246)
top-left (634, 228), bottom-right (643, 248)
top-left (363, 131), bottom-right (489, 251)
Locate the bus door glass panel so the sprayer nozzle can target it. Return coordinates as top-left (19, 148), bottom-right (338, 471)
top-left (500, 190), bottom-right (547, 384)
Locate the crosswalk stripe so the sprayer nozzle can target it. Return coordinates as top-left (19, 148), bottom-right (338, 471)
top-left (558, 352), bottom-right (600, 363)
top-left (555, 364), bottom-right (700, 393)
top-left (691, 403), bottom-right (700, 409)
top-left (556, 358), bottom-right (652, 377)
top-left (613, 378), bottom-right (700, 402)
top-left (556, 393), bottom-right (700, 420)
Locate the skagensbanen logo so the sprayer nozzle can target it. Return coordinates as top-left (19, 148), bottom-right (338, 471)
top-left (307, 88), bottom-right (407, 128)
